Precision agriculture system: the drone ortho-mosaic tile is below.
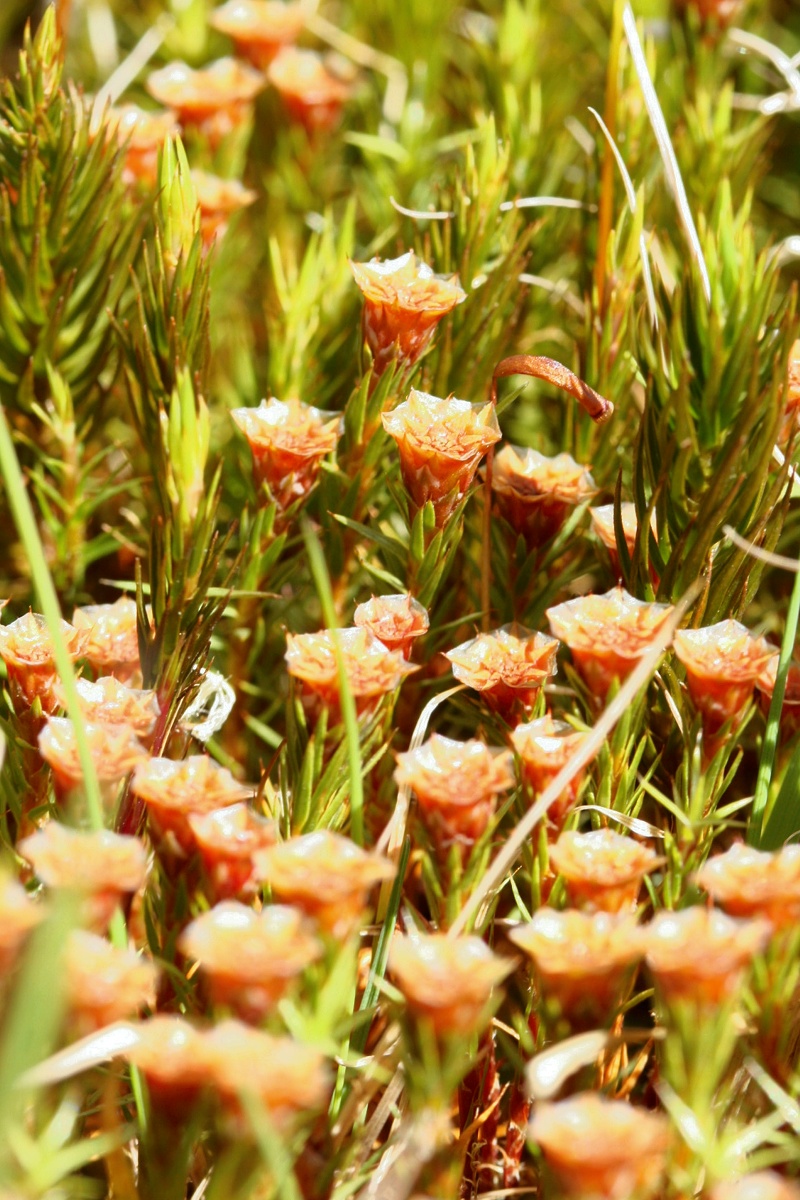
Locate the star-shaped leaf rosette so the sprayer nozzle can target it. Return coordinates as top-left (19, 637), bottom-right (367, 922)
top-left (179, 901), bottom-right (321, 1021)
top-left (491, 444), bottom-right (597, 550)
top-left (209, 0), bottom-right (307, 69)
top-left (589, 501), bottom-right (661, 585)
top-left (51, 676), bottom-right (160, 746)
top-left (63, 930), bottom-right (159, 1036)
top-left (674, 619), bottom-right (777, 739)
top-left (510, 908), bottom-right (644, 1031)
top-left (695, 842), bottom-right (800, 931)
top-left (146, 57), bottom-right (264, 147)
top-left (510, 714), bottom-right (591, 833)
top-left (254, 830), bottom-right (394, 941)
top-left (0, 610), bottom-right (87, 715)
top-left (395, 733), bottom-right (515, 855)
top-left (445, 623), bottom-right (559, 722)
top-left (529, 1094), bottom-right (670, 1200)
top-left (38, 715), bottom-right (149, 803)
top-left (71, 597), bottom-right (143, 684)
top-left (390, 931), bottom-right (513, 1038)
top-left (105, 105), bottom-right (180, 190)
top-left (267, 48), bottom-right (353, 132)
top-left (382, 388), bottom-right (501, 528)
top-left (546, 586), bottom-right (674, 703)
top-left (353, 593), bottom-right (429, 659)
top-left (642, 907), bottom-right (772, 1010)
top-left (232, 397), bottom-right (342, 515)
top-left (692, 844), bottom-right (800, 1078)
top-left (388, 930), bottom-right (515, 1111)
top-left (351, 251), bottom-right (466, 376)
top-left (285, 626), bottom-right (417, 723)
top-left (130, 754), bottom-right (255, 857)
top-left (548, 828), bottom-right (659, 914)
top-left (186, 803), bottom-right (278, 903)
top-left (18, 823), bottom-right (148, 934)
top-left (191, 170), bottom-right (257, 250)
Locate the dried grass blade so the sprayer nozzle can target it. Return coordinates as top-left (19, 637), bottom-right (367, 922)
top-left (526, 1031), bottom-right (610, 1101)
top-left (19, 1024), bottom-right (141, 1090)
top-left (304, 11), bottom-right (407, 124)
top-left (390, 197), bottom-right (454, 220)
top-left (723, 523), bottom-right (800, 572)
top-left (728, 28), bottom-right (800, 99)
top-left (91, 15), bottom-right (174, 126)
top-left (622, 4), bottom-right (711, 304)
top-left (499, 196), bottom-right (591, 212)
top-left (573, 804), bottom-right (665, 838)
top-left (449, 581), bottom-right (700, 936)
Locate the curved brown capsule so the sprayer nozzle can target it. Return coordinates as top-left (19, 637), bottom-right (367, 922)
top-left (489, 354), bottom-right (614, 425)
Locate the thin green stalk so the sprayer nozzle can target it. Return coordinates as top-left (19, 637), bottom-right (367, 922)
top-left (352, 834), bottom-right (411, 1056)
top-left (0, 404), bottom-right (104, 831)
top-left (0, 896), bottom-right (75, 1119)
top-left (750, 557), bottom-right (800, 843)
top-left (302, 519), bottom-right (364, 845)
top-left (240, 1094), bottom-right (303, 1200)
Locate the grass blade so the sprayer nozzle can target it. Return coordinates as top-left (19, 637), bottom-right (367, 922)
top-left (752, 551), bottom-right (800, 844)
top-left (0, 404), bottom-right (104, 829)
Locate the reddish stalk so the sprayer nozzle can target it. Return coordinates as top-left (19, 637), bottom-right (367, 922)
top-left (459, 1031), bottom-right (502, 1194)
top-left (481, 355), bottom-right (613, 630)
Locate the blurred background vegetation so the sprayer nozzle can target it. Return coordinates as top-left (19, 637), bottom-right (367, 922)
top-left (2, 2), bottom-right (800, 1193)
